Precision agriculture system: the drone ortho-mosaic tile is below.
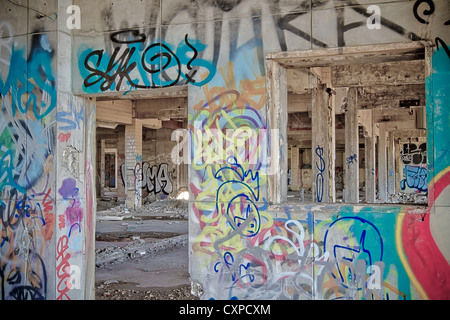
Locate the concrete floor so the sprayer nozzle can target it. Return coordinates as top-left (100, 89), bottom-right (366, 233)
top-left (94, 198), bottom-right (196, 300)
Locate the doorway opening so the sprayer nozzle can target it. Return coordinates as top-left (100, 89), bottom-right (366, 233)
top-left (92, 88), bottom-right (196, 300)
top-left (268, 42), bottom-right (431, 205)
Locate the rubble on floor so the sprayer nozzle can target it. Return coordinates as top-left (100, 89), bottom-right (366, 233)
top-left (97, 198), bottom-right (189, 221)
top-left (95, 281), bottom-right (198, 300)
top-left (95, 234), bottom-right (188, 267)
top-left (95, 197), bottom-right (192, 300)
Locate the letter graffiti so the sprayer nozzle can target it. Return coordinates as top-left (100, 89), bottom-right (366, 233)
top-left (56, 235), bottom-right (72, 300)
top-left (401, 142), bottom-right (426, 165)
top-left (400, 165), bottom-right (428, 192)
top-left (130, 162), bottom-right (174, 196)
top-left (80, 34), bottom-right (216, 93)
top-left (315, 145), bottom-right (325, 203)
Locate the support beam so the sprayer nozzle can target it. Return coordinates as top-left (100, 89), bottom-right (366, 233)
top-left (360, 109), bottom-right (376, 203)
top-left (266, 60), bottom-right (288, 204)
top-left (344, 88), bottom-right (359, 203)
top-left (125, 118), bottom-right (143, 210)
top-left (312, 82), bottom-right (335, 203)
top-left (100, 139), bottom-right (106, 199)
top-left (378, 123), bottom-right (388, 202)
top-left (387, 132), bottom-right (396, 195)
top-left (291, 147), bottom-right (300, 191)
top-left (365, 134), bottom-right (376, 204)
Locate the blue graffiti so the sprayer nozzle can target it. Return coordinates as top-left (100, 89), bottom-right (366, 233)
top-left (79, 34), bottom-right (216, 93)
top-left (346, 153), bottom-right (357, 169)
top-left (400, 165), bottom-right (427, 192)
top-left (214, 156), bottom-right (265, 237)
top-left (0, 147), bottom-right (26, 206)
top-left (213, 251), bottom-right (255, 296)
top-left (56, 102), bottom-right (84, 130)
top-left (315, 145), bottom-right (325, 202)
top-left (0, 37), bottom-right (56, 120)
top-left (323, 216), bottom-right (383, 284)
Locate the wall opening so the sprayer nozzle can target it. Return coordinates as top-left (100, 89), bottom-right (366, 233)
top-left (104, 149), bottom-right (117, 188)
top-left (268, 42), bottom-right (432, 206)
top-left (92, 89), bottom-right (193, 299)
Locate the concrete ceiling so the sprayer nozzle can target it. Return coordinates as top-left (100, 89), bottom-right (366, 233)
top-left (287, 58), bottom-right (426, 149)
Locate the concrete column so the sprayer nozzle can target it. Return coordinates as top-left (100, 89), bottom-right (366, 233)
top-left (387, 132), bottom-right (396, 196)
top-left (365, 135), bottom-right (376, 203)
top-left (100, 139), bottom-right (106, 198)
top-left (312, 82), bottom-right (335, 203)
top-left (265, 60), bottom-right (287, 204)
top-left (291, 147), bottom-right (300, 191)
top-left (344, 88), bottom-right (359, 203)
top-left (378, 123), bottom-right (388, 202)
top-left (125, 118), bottom-right (143, 210)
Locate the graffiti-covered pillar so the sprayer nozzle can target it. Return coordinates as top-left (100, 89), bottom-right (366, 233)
top-left (124, 118), bottom-right (143, 210)
top-left (55, 0), bottom-right (97, 298)
top-left (344, 87), bottom-right (360, 203)
top-left (312, 82), bottom-right (335, 203)
top-left (266, 59), bottom-right (288, 204)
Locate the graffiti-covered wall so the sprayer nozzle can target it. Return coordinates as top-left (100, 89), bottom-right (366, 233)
top-left (0, 0), bottom-right (95, 300)
top-left (70, 0), bottom-right (450, 300)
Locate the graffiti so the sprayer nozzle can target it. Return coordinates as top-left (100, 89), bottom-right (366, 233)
top-left (411, 0), bottom-right (450, 59)
top-left (346, 154), bottom-right (357, 169)
top-left (0, 147), bottom-right (26, 205)
top-left (435, 37), bottom-right (450, 60)
top-left (0, 30), bottom-right (56, 300)
top-left (143, 163), bottom-right (173, 195)
top-left (204, 209), bottom-right (416, 300)
top-left (0, 36), bottom-right (56, 120)
top-left (413, 0), bottom-right (435, 24)
top-left (400, 142), bottom-right (426, 165)
top-left (400, 165), bottom-right (428, 193)
top-left (56, 235), bottom-right (72, 300)
top-left (131, 162), bottom-right (174, 196)
top-left (81, 34), bottom-right (216, 92)
top-left (58, 178), bottom-right (83, 238)
top-left (323, 217), bottom-right (383, 283)
top-left (215, 156), bottom-right (264, 237)
top-left (56, 102), bottom-right (84, 131)
top-left (58, 133), bottom-right (71, 143)
top-left (315, 146), bottom-right (325, 203)
top-left (0, 189), bottom-right (50, 300)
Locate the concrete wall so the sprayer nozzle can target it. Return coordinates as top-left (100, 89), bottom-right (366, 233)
top-left (1, 0), bottom-right (449, 300)
top-left (0, 0), bottom-right (96, 300)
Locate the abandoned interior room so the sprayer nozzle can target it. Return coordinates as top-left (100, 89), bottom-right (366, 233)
top-left (0, 0), bottom-right (449, 301)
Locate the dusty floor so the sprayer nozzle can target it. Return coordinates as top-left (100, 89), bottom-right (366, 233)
top-left (95, 198), bottom-right (199, 300)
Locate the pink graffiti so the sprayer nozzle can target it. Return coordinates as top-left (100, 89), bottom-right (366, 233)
top-left (58, 178), bottom-right (83, 237)
top-left (58, 132), bottom-right (71, 142)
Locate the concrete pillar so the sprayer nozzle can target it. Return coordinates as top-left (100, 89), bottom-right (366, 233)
top-left (378, 123), bottom-right (388, 202)
top-left (265, 60), bottom-right (287, 204)
top-left (344, 88), bottom-right (359, 203)
top-left (125, 118), bottom-right (143, 210)
top-left (365, 135), bottom-right (376, 203)
top-left (291, 146), bottom-right (300, 191)
top-left (387, 132), bottom-right (396, 196)
top-left (100, 139), bottom-right (106, 198)
top-left (312, 82), bottom-right (335, 203)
